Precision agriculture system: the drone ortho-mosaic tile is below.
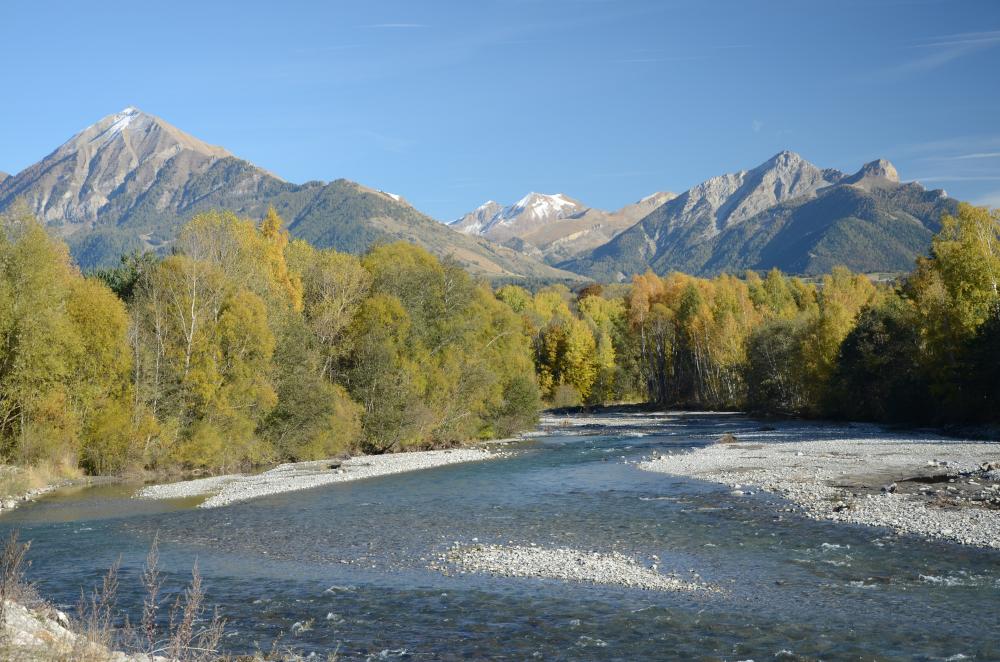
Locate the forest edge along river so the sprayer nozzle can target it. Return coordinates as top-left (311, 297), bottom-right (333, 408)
top-left (2, 411), bottom-right (999, 661)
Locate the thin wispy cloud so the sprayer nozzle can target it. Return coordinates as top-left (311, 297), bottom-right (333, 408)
top-left (889, 29), bottom-right (1000, 74)
top-left (752, 119), bottom-right (764, 133)
top-left (913, 175), bottom-right (1000, 182)
top-left (949, 152), bottom-right (1000, 160)
top-left (899, 136), bottom-right (1000, 194)
top-left (896, 135), bottom-right (1000, 160)
top-left (912, 30), bottom-right (1000, 49)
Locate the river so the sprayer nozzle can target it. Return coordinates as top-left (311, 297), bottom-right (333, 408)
top-left (2, 412), bottom-right (997, 661)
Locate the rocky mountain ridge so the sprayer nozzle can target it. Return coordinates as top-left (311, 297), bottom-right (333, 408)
top-left (561, 151), bottom-right (956, 280)
top-left (0, 108), bottom-right (579, 281)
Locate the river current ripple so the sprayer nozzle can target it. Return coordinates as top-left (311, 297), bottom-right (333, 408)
top-left (2, 412), bottom-right (998, 661)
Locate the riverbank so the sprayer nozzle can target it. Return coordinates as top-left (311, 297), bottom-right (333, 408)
top-left (137, 447), bottom-right (505, 508)
top-left (1, 599), bottom-right (159, 661)
top-left (0, 465), bottom-right (84, 516)
top-left (640, 433), bottom-right (1000, 549)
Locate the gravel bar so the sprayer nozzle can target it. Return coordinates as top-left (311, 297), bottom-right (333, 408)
top-left (640, 436), bottom-right (1000, 549)
top-left (135, 474), bottom-right (242, 500)
top-left (436, 543), bottom-right (710, 592)
top-left (137, 448), bottom-right (500, 508)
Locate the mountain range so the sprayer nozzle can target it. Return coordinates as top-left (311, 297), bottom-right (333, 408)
top-left (0, 108), bottom-right (960, 282)
top-left (0, 108), bottom-right (579, 281)
top-left (450, 191), bottom-right (676, 263)
top-left (560, 151), bottom-right (957, 280)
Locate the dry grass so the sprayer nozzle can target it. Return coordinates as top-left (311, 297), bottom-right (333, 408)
top-left (0, 460), bottom-right (80, 499)
top-left (0, 531), bottom-right (36, 631)
top-left (0, 532), bottom-right (339, 661)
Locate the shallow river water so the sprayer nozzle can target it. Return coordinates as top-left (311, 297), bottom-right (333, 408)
top-left (2, 412), bottom-right (998, 661)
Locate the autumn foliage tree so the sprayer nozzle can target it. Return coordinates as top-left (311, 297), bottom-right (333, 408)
top-left (2, 200), bottom-right (996, 477)
top-left (0, 206), bottom-right (133, 472)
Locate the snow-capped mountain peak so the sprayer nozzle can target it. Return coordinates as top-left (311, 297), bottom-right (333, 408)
top-left (88, 106), bottom-right (141, 145)
top-left (450, 193), bottom-right (584, 237)
top-left (449, 189), bottom-right (678, 262)
top-left (508, 192), bottom-right (581, 221)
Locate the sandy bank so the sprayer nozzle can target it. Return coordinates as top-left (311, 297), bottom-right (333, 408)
top-left (640, 435), bottom-right (1000, 549)
top-left (137, 448), bottom-right (502, 508)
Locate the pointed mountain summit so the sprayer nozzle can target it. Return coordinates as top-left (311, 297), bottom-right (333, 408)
top-left (842, 158), bottom-right (901, 188)
top-left (451, 190), bottom-right (676, 264)
top-left (451, 200), bottom-right (506, 236)
top-left (658, 150), bottom-right (843, 240)
top-left (0, 107), bottom-right (234, 227)
top-left (0, 108), bottom-right (579, 281)
top-left (562, 152), bottom-right (956, 280)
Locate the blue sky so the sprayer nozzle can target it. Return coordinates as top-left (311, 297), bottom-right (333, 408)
top-left (2, 0), bottom-right (999, 219)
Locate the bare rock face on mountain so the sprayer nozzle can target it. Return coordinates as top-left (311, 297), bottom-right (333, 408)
top-left (451, 191), bottom-right (676, 263)
top-left (0, 108), bottom-right (580, 281)
top-left (452, 200), bottom-right (507, 236)
top-left (1, 107), bottom-right (235, 227)
top-left (0, 172), bottom-right (8, 184)
top-left (842, 158), bottom-right (900, 187)
top-left (562, 151), bottom-right (957, 280)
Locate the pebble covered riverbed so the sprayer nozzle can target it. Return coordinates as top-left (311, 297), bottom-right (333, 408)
top-left (137, 448), bottom-right (501, 507)
top-left (3, 412), bottom-right (999, 660)
top-left (434, 543), bottom-right (710, 592)
top-left (640, 435), bottom-right (1000, 548)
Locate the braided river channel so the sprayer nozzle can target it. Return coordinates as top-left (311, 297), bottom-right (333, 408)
top-left (2, 412), bottom-right (998, 660)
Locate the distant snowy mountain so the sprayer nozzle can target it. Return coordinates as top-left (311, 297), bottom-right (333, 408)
top-left (452, 193), bottom-right (586, 239)
top-left (453, 200), bottom-right (505, 236)
top-left (451, 191), bottom-right (675, 263)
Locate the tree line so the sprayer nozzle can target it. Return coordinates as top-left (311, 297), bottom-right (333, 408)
top-left (0, 202), bottom-right (995, 477)
top-left (499, 203), bottom-right (999, 425)
top-left (0, 206), bottom-right (539, 474)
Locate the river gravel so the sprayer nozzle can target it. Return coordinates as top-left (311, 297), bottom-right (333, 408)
top-left (137, 448), bottom-right (500, 508)
top-left (435, 543), bottom-right (710, 592)
top-left (640, 436), bottom-right (1000, 549)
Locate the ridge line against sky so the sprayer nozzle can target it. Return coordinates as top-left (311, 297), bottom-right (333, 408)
top-left (2, 0), bottom-right (999, 217)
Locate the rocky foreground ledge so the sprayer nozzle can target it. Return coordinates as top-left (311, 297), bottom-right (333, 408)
top-left (1, 599), bottom-right (163, 661)
top-left (434, 543), bottom-right (712, 592)
top-left (641, 436), bottom-right (1000, 549)
top-left (137, 448), bottom-right (502, 508)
